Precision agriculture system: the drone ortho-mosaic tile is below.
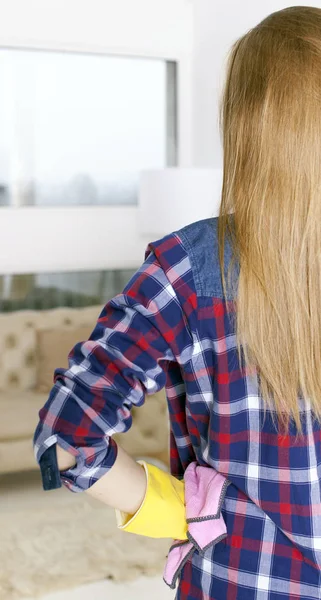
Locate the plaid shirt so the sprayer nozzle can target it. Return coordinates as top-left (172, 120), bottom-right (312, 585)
top-left (34, 218), bottom-right (321, 599)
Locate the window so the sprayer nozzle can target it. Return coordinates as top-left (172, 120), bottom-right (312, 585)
top-left (0, 48), bottom-right (177, 208)
top-left (0, 269), bottom-right (136, 312)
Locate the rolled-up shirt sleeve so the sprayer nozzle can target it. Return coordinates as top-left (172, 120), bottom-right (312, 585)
top-left (33, 250), bottom-right (190, 492)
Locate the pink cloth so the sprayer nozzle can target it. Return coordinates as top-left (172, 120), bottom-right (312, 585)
top-left (163, 463), bottom-right (230, 589)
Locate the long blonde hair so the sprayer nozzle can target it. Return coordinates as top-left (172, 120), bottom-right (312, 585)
top-left (219, 6), bottom-right (321, 434)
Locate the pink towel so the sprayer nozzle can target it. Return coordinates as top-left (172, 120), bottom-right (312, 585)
top-left (163, 463), bottom-right (230, 589)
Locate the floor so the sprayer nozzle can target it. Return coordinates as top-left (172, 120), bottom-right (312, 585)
top-left (33, 577), bottom-right (175, 600)
top-left (1, 471), bottom-right (175, 600)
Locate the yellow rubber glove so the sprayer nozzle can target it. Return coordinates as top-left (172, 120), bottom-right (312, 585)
top-left (115, 461), bottom-right (188, 540)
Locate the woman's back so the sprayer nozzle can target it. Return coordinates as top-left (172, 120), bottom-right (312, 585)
top-left (156, 216), bottom-right (321, 599)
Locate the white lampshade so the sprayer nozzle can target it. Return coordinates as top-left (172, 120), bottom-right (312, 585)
top-left (138, 168), bottom-right (223, 237)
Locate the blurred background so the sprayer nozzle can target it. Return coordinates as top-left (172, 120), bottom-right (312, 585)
top-left (0, 1), bottom-right (316, 599)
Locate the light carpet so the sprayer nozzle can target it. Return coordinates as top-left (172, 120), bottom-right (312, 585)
top-left (0, 471), bottom-right (170, 600)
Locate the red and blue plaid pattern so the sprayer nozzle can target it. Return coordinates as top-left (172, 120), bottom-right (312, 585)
top-left (34, 218), bottom-right (321, 599)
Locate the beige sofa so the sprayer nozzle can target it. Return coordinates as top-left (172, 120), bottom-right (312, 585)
top-left (0, 305), bottom-right (169, 475)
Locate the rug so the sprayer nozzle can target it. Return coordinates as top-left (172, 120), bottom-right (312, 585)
top-left (0, 471), bottom-right (170, 600)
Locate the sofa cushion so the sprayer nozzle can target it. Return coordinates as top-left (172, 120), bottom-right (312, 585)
top-left (0, 391), bottom-right (48, 441)
top-left (36, 325), bottom-right (93, 393)
top-left (0, 319), bottom-right (37, 392)
top-left (0, 306), bottom-right (101, 393)
top-left (0, 437), bottom-right (39, 474)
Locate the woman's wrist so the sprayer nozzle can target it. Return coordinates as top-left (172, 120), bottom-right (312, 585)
top-left (86, 445), bottom-right (147, 514)
top-left (56, 443), bottom-right (147, 515)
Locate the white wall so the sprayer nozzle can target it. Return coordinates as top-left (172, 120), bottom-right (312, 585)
top-left (192, 0), bottom-right (321, 168)
top-left (0, 0), bottom-right (193, 57)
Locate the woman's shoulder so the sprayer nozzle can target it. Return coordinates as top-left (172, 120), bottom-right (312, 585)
top-left (148, 217), bottom-right (238, 301)
top-left (178, 217), bottom-right (238, 300)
